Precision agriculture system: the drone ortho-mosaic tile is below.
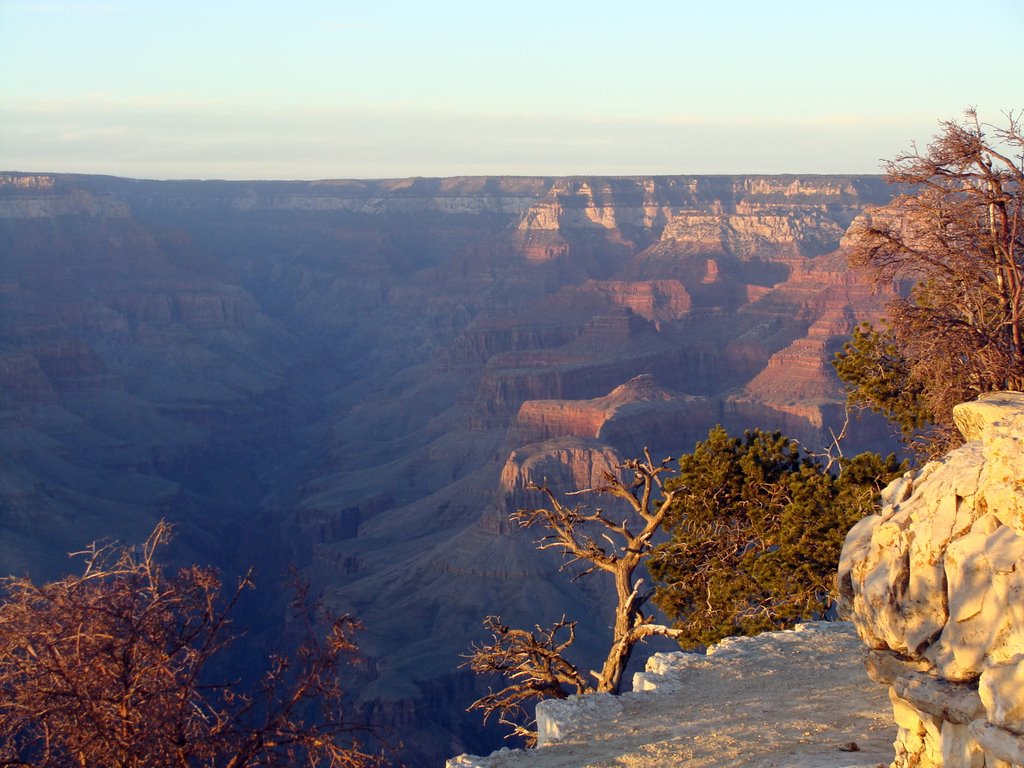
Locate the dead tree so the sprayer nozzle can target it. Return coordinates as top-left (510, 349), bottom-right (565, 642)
top-left (463, 616), bottom-right (592, 746)
top-left (842, 108), bottom-right (1024, 448)
top-left (465, 451), bottom-right (686, 743)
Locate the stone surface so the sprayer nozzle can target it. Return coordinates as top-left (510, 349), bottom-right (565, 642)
top-left (448, 623), bottom-right (894, 768)
top-left (968, 721), bottom-right (1024, 766)
top-left (890, 673), bottom-right (985, 724)
top-left (865, 649), bottom-right (934, 685)
top-left (940, 721), bottom-right (986, 768)
top-left (839, 391), bottom-right (1024, 768)
top-left (979, 657), bottom-right (1024, 732)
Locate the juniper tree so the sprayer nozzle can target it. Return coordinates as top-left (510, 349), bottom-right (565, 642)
top-left (648, 427), bottom-right (904, 649)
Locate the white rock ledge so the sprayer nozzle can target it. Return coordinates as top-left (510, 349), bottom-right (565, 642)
top-left (447, 622), bottom-right (894, 768)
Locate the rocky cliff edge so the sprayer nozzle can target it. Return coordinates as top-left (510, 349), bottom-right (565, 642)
top-left (447, 622), bottom-right (893, 768)
top-left (839, 391), bottom-right (1024, 768)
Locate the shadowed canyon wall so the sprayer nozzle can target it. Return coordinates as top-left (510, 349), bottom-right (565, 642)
top-left (0, 172), bottom-right (898, 765)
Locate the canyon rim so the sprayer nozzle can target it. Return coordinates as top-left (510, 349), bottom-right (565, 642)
top-left (0, 172), bottom-right (901, 765)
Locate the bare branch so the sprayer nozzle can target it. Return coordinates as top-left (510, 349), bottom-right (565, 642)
top-left (466, 452), bottom-right (686, 744)
top-left (842, 108), bottom-right (1024, 450)
top-left (0, 523), bottom-right (385, 768)
top-left (463, 616), bottom-right (593, 746)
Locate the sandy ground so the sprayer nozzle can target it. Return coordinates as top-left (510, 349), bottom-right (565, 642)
top-left (448, 622), bottom-right (894, 768)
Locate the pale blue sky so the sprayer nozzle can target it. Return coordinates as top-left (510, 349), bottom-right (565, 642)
top-left (1, 0), bottom-right (1021, 180)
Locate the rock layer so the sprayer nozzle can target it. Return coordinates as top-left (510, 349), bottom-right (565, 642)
top-left (839, 391), bottom-right (1024, 768)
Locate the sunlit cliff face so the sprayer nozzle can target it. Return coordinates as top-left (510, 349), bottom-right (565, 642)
top-left (840, 392), bottom-right (1024, 768)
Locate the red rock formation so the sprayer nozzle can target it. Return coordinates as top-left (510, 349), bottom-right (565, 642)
top-left (728, 251), bottom-right (898, 450)
top-left (509, 375), bottom-right (717, 457)
top-left (498, 437), bottom-right (623, 510)
top-left (558, 280), bottom-right (692, 322)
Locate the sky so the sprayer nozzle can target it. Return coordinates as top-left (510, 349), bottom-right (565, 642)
top-left (1, 0), bottom-right (1021, 180)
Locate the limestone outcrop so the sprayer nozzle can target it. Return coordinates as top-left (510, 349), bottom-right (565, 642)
top-left (838, 391), bottom-right (1024, 768)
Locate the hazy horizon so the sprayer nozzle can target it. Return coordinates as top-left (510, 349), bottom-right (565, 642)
top-left (2, 0), bottom-right (1021, 181)
top-left (3, 168), bottom-right (899, 183)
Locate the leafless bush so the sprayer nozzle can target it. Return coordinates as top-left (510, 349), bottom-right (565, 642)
top-left (0, 521), bottom-right (386, 768)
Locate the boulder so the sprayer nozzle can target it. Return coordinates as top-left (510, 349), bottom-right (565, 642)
top-left (839, 391), bottom-right (1024, 767)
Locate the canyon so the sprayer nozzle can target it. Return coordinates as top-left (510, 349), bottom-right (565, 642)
top-left (0, 171), bottom-right (899, 765)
